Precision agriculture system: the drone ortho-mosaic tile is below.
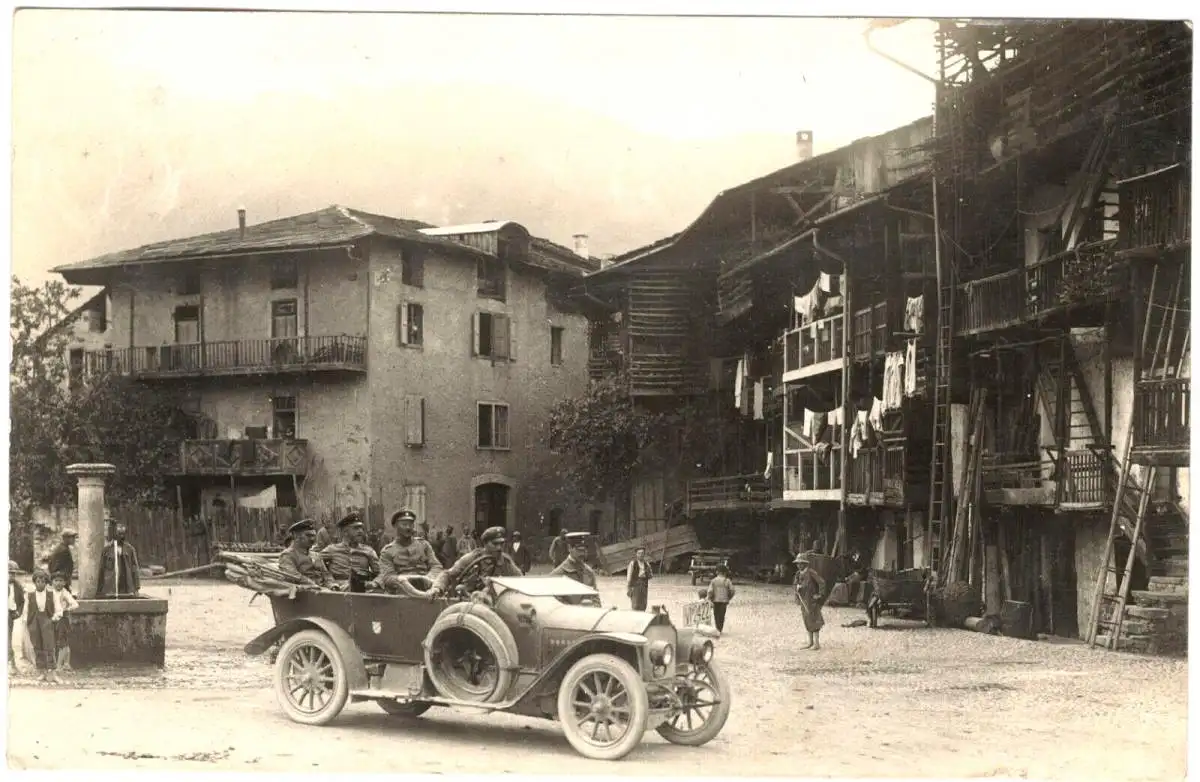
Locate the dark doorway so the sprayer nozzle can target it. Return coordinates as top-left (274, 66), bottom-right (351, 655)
top-left (1048, 524), bottom-right (1080, 638)
top-left (474, 483), bottom-right (510, 538)
top-left (548, 508), bottom-right (564, 536)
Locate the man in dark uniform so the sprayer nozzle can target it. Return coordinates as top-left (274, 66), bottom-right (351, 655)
top-left (507, 531), bottom-right (533, 574)
top-left (277, 519), bottom-right (332, 588)
top-left (43, 529), bottom-right (77, 588)
top-left (551, 532), bottom-right (601, 606)
top-left (377, 509), bottom-right (442, 592)
top-left (429, 526), bottom-right (522, 597)
top-left (316, 512), bottom-right (380, 592)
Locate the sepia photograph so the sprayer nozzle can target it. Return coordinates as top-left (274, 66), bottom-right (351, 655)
top-left (4, 5), bottom-right (1192, 778)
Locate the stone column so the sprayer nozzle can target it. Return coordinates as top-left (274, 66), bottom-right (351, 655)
top-left (66, 463), bottom-right (116, 600)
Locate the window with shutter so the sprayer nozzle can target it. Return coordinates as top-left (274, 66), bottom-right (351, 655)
top-left (405, 395), bottom-right (425, 446)
top-left (474, 313), bottom-right (513, 360)
top-left (398, 303), bottom-right (423, 346)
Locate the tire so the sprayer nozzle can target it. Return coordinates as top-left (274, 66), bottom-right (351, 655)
top-left (274, 629), bottom-right (350, 726)
top-left (656, 661), bottom-right (732, 747)
top-left (557, 653), bottom-right (649, 761)
top-left (377, 700), bottom-right (432, 718)
top-left (423, 605), bottom-right (518, 704)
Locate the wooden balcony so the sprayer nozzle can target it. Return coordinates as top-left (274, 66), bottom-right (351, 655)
top-left (1120, 164), bottom-right (1190, 254)
top-left (980, 453), bottom-right (1055, 505)
top-left (851, 302), bottom-right (895, 361)
top-left (848, 441), bottom-right (913, 507)
top-left (686, 474), bottom-right (773, 514)
top-left (172, 439), bottom-right (309, 477)
top-left (960, 246), bottom-right (1115, 336)
top-left (83, 336), bottom-right (367, 379)
top-left (782, 445), bottom-right (842, 502)
top-left (783, 312), bottom-right (844, 382)
top-left (1058, 448), bottom-right (1107, 510)
top-left (1132, 378), bottom-right (1190, 465)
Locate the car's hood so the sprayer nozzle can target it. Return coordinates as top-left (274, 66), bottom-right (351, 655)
top-left (491, 575), bottom-right (599, 598)
top-left (534, 601), bottom-right (669, 635)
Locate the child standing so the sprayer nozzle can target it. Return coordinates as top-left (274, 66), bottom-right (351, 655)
top-left (50, 573), bottom-right (79, 672)
top-left (706, 564), bottom-right (736, 635)
top-left (25, 569), bottom-right (62, 683)
top-left (794, 554), bottom-right (827, 650)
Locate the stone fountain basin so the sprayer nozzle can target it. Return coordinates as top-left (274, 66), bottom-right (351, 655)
top-left (68, 596), bottom-right (169, 668)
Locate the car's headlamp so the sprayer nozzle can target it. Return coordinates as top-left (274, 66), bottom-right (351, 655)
top-left (649, 640), bottom-right (674, 666)
top-left (689, 639), bottom-right (714, 665)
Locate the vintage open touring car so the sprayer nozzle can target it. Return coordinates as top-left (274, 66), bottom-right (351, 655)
top-left (224, 556), bottom-right (731, 761)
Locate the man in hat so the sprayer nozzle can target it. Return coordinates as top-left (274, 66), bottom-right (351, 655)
top-left (313, 517), bottom-right (337, 552)
top-left (429, 526), bottom-right (522, 598)
top-left (277, 519), bottom-right (332, 588)
top-left (97, 518), bottom-right (140, 598)
top-left (377, 509), bottom-right (442, 592)
top-left (43, 529), bottom-right (77, 589)
top-left (316, 512), bottom-right (380, 592)
top-left (551, 532), bottom-right (601, 606)
top-left (506, 531), bottom-right (533, 574)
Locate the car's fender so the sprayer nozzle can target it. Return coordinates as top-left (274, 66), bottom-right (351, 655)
top-left (509, 631), bottom-right (649, 711)
top-left (245, 617), bottom-right (369, 690)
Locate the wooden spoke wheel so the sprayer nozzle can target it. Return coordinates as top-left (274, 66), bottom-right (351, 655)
top-left (274, 630), bottom-right (349, 726)
top-left (656, 662), bottom-right (731, 747)
top-left (557, 654), bottom-right (649, 761)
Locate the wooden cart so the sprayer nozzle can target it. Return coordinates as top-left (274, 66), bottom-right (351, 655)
top-left (865, 567), bottom-right (929, 627)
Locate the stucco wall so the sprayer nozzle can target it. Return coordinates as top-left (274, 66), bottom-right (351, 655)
top-left (1075, 516), bottom-right (1118, 639)
top-left (365, 238), bottom-right (591, 533)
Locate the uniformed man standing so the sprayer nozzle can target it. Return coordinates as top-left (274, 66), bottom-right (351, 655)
top-left (550, 532), bottom-right (601, 606)
top-left (377, 509), bottom-right (442, 592)
top-left (316, 512), bottom-right (380, 592)
top-left (429, 526), bottom-right (522, 597)
top-left (277, 519), bottom-right (332, 588)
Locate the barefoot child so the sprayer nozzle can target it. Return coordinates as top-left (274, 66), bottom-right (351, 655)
top-left (50, 573), bottom-right (78, 672)
top-left (25, 569), bottom-right (62, 683)
top-left (794, 554), bottom-right (827, 650)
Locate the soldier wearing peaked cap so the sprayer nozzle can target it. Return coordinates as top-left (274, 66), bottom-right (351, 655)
top-left (376, 509), bottom-right (442, 592)
top-left (550, 532), bottom-right (601, 606)
top-left (316, 512), bottom-right (380, 592)
top-left (277, 519), bottom-right (331, 589)
top-left (430, 525), bottom-right (522, 597)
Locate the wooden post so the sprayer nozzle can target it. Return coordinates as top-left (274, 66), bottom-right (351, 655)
top-left (984, 542), bottom-right (1002, 617)
top-left (837, 256), bottom-right (852, 557)
top-left (997, 523), bottom-right (1012, 602)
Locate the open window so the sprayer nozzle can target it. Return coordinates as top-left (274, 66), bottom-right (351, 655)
top-left (473, 312), bottom-right (514, 360)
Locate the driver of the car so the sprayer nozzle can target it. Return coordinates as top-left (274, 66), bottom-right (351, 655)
top-left (376, 508), bottom-right (443, 592)
top-left (428, 526), bottom-right (522, 597)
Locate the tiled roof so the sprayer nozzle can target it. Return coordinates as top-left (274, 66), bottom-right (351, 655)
top-left (51, 205), bottom-right (591, 283)
top-left (530, 236), bottom-right (599, 274)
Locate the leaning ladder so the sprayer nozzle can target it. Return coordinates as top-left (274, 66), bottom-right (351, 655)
top-left (928, 269), bottom-right (956, 581)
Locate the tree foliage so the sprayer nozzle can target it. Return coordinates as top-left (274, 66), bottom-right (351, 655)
top-left (9, 277), bottom-right (191, 512)
top-left (540, 374), bottom-right (729, 502)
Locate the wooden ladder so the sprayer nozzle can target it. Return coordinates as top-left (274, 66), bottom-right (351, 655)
top-left (927, 265), bottom-right (957, 581)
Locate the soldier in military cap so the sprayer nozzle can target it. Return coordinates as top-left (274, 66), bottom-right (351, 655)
top-left (550, 532), bottom-right (599, 589)
top-left (316, 512), bottom-right (380, 592)
top-left (376, 508), bottom-right (442, 592)
top-left (277, 519), bottom-right (332, 588)
top-left (429, 525), bottom-right (522, 597)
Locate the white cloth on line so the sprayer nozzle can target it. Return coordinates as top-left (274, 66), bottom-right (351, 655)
top-left (753, 379), bottom-right (765, 420)
top-left (734, 358), bottom-right (744, 410)
top-left (869, 396), bottom-right (885, 432)
top-left (905, 295), bottom-right (925, 334)
top-left (883, 352), bottom-right (905, 412)
top-left (904, 338), bottom-right (919, 396)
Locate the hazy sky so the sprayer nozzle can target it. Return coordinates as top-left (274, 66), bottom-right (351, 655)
top-left (11, 11), bottom-right (937, 286)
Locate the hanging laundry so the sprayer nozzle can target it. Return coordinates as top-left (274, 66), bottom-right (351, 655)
top-left (827, 407), bottom-right (844, 429)
top-left (753, 379), bottom-right (765, 420)
top-left (815, 441), bottom-right (832, 465)
top-left (905, 295), bottom-right (925, 334)
top-left (762, 450), bottom-right (774, 481)
top-left (733, 358), bottom-right (744, 410)
top-left (883, 351), bottom-right (906, 412)
top-left (869, 396), bottom-right (885, 432)
top-left (819, 272), bottom-right (843, 296)
top-left (904, 338), bottom-right (919, 397)
top-left (850, 412), bottom-right (868, 459)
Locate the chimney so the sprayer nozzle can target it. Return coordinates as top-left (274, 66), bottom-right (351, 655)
top-left (599, 254), bottom-right (615, 269)
top-left (796, 131), bottom-right (814, 162)
top-left (573, 233), bottom-right (589, 259)
top-left (237, 207), bottom-right (247, 239)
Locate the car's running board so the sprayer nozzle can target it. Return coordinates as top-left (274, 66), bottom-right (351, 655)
top-left (350, 689), bottom-right (518, 711)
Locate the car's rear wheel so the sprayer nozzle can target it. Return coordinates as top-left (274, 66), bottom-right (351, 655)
top-left (656, 661), bottom-right (731, 747)
top-left (274, 630), bottom-right (349, 726)
top-left (557, 653), bottom-right (649, 761)
top-left (377, 699), bottom-right (432, 718)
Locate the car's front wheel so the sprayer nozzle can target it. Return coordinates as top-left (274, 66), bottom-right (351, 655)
top-left (656, 661), bottom-right (731, 747)
top-left (274, 629), bottom-right (349, 726)
top-left (557, 653), bottom-right (650, 761)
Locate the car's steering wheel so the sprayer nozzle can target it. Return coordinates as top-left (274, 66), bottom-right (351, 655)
top-left (440, 557), bottom-right (494, 598)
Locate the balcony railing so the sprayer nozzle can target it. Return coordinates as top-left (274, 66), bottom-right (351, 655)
top-left (783, 312), bottom-right (844, 380)
top-left (960, 246), bottom-right (1115, 335)
top-left (84, 336), bottom-right (367, 378)
top-left (1134, 378), bottom-right (1190, 455)
top-left (1059, 448), bottom-right (1106, 507)
top-left (174, 438), bottom-right (309, 476)
top-left (783, 444), bottom-right (843, 500)
top-left (1121, 164), bottom-right (1190, 251)
top-left (980, 452), bottom-right (1056, 505)
top-left (851, 302), bottom-right (894, 360)
top-left (686, 474), bottom-right (773, 514)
